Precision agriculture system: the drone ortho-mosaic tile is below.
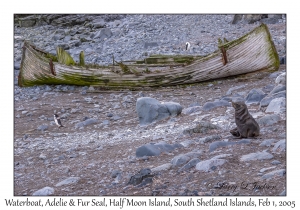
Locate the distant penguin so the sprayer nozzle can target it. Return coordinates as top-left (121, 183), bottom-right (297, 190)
top-left (185, 42), bottom-right (191, 51)
top-left (54, 114), bottom-right (64, 128)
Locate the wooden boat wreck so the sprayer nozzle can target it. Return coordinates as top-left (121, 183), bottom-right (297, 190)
top-left (18, 24), bottom-right (279, 89)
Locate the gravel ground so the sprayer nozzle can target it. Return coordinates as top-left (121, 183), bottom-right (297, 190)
top-left (13, 14), bottom-right (286, 196)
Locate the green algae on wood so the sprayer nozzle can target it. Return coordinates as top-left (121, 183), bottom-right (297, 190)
top-left (79, 51), bottom-right (85, 66)
top-left (56, 47), bottom-right (75, 66)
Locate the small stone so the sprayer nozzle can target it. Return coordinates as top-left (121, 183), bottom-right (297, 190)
top-left (275, 73), bottom-right (286, 85)
top-left (151, 163), bottom-right (172, 173)
top-left (195, 159), bottom-right (227, 172)
top-left (257, 114), bottom-right (281, 126)
top-left (259, 166), bottom-right (276, 173)
top-left (136, 144), bottom-right (161, 157)
top-left (271, 160), bottom-right (281, 165)
top-left (272, 139), bottom-right (286, 153)
top-left (171, 154), bottom-right (190, 166)
top-left (178, 158), bottom-right (201, 172)
top-left (55, 177), bottom-right (80, 187)
top-left (226, 85), bottom-right (245, 95)
top-left (259, 139), bottom-right (276, 147)
top-left (240, 151), bottom-right (273, 161)
top-left (180, 140), bottom-right (194, 147)
top-left (32, 187), bottom-right (54, 196)
top-left (39, 154), bottom-right (47, 160)
top-left (261, 169), bottom-right (286, 180)
top-left (111, 170), bottom-right (122, 178)
top-left (37, 125), bottom-right (48, 131)
top-left (202, 100), bottom-right (230, 111)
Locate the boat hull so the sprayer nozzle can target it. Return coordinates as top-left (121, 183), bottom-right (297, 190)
top-left (18, 24), bottom-right (279, 88)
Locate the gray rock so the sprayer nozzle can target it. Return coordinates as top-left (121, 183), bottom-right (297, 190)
top-left (195, 159), bottom-right (227, 172)
top-left (245, 89), bottom-right (267, 105)
top-left (32, 187), bottom-right (54, 196)
top-left (208, 139), bottom-right (250, 153)
top-left (240, 151), bottom-right (273, 161)
top-left (183, 121), bottom-right (221, 135)
top-left (272, 139), bottom-right (286, 153)
top-left (202, 100), bottom-right (230, 111)
top-left (189, 102), bottom-right (201, 107)
top-left (55, 177), bottom-right (80, 187)
top-left (178, 158), bottom-right (201, 172)
top-left (198, 135), bottom-right (222, 143)
top-left (22, 111), bottom-right (28, 115)
top-left (269, 71), bottom-right (282, 79)
top-left (136, 97), bottom-right (182, 125)
top-left (265, 97), bottom-right (286, 113)
top-left (257, 114), bottom-right (281, 126)
top-left (269, 84), bottom-right (286, 95)
top-left (75, 118), bottom-right (98, 128)
top-left (226, 85), bottom-right (245, 95)
top-left (151, 163), bottom-right (172, 173)
top-left (127, 168), bottom-right (153, 186)
top-left (260, 91), bottom-right (286, 107)
top-left (275, 73), bottom-right (286, 85)
top-left (271, 160), bottom-right (281, 165)
top-left (144, 42), bottom-right (159, 49)
top-left (261, 169), bottom-right (286, 180)
top-left (154, 141), bottom-right (183, 152)
top-left (164, 102), bottom-right (183, 117)
top-left (37, 125), bottom-right (48, 131)
top-left (93, 19), bottom-right (106, 28)
top-left (279, 189), bottom-right (286, 196)
top-left (211, 154), bottom-right (232, 160)
top-left (262, 84), bottom-right (275, 93)
top-left (136, 142), bottom-right (182, 158)
top-left (102, 120), bottom-right (110, 125)
top-left (259, 166), bottom-right (276, 173)
top-left (111, 115), bottom-right (121, 121)
top-left (171, 154), bottom-right (191, 166)
top-left (18, 16), bottom-right (36, 27)
top-left (182, 106), bottom-right (202, 115)
top-left (180, 140), bottom-right (194, 147)
top-left (92, 28), bottom-right (112, 40)
top-left (259, 139), bottom-right (276, 147)
top-left (111, 170), bottom-right (122, 178)
top-left (136, 144), bottom-right (161, 157)
top-left (209, 141), bottom-right (235, 153)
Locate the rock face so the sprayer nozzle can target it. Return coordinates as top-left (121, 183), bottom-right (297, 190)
top-left (136, 97), bottom-right (182, 125)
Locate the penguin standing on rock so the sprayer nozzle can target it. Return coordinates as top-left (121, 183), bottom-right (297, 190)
top-left (54, 114), bottom-right (64, 128)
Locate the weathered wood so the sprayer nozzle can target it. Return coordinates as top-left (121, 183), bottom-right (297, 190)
top-left (18, 24), bottom-right (279, 88)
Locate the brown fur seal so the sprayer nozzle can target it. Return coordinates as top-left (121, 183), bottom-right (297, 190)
top-left (230, 100), bottom-right (260, 138)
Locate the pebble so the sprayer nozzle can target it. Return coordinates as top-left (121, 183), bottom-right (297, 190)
top-left (55, 177), bottom-right (81, 187)
top-left (195, 158), bottom-right (227, 172)
top-left (32, 187), bottom-right (55, 196)
top-left (151, 163), bottom-right (172, 173)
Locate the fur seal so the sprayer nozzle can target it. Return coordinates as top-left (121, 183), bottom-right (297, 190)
top-left (230, 100), bottom-right (260, 138)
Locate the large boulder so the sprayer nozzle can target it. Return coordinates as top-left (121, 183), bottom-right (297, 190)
top-left (136, 97), bottom-right (182, 125)
top-left (245, 89), bottom-right (267, 105)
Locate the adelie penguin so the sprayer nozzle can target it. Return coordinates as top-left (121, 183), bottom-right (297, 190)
top-left (54, 114), bottom-right (64, 128)
top-left (185, 42), bottom-right (191, 51)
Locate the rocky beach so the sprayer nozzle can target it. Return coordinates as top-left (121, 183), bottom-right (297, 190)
top-left (14, 14), bottom-right (286, 196)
